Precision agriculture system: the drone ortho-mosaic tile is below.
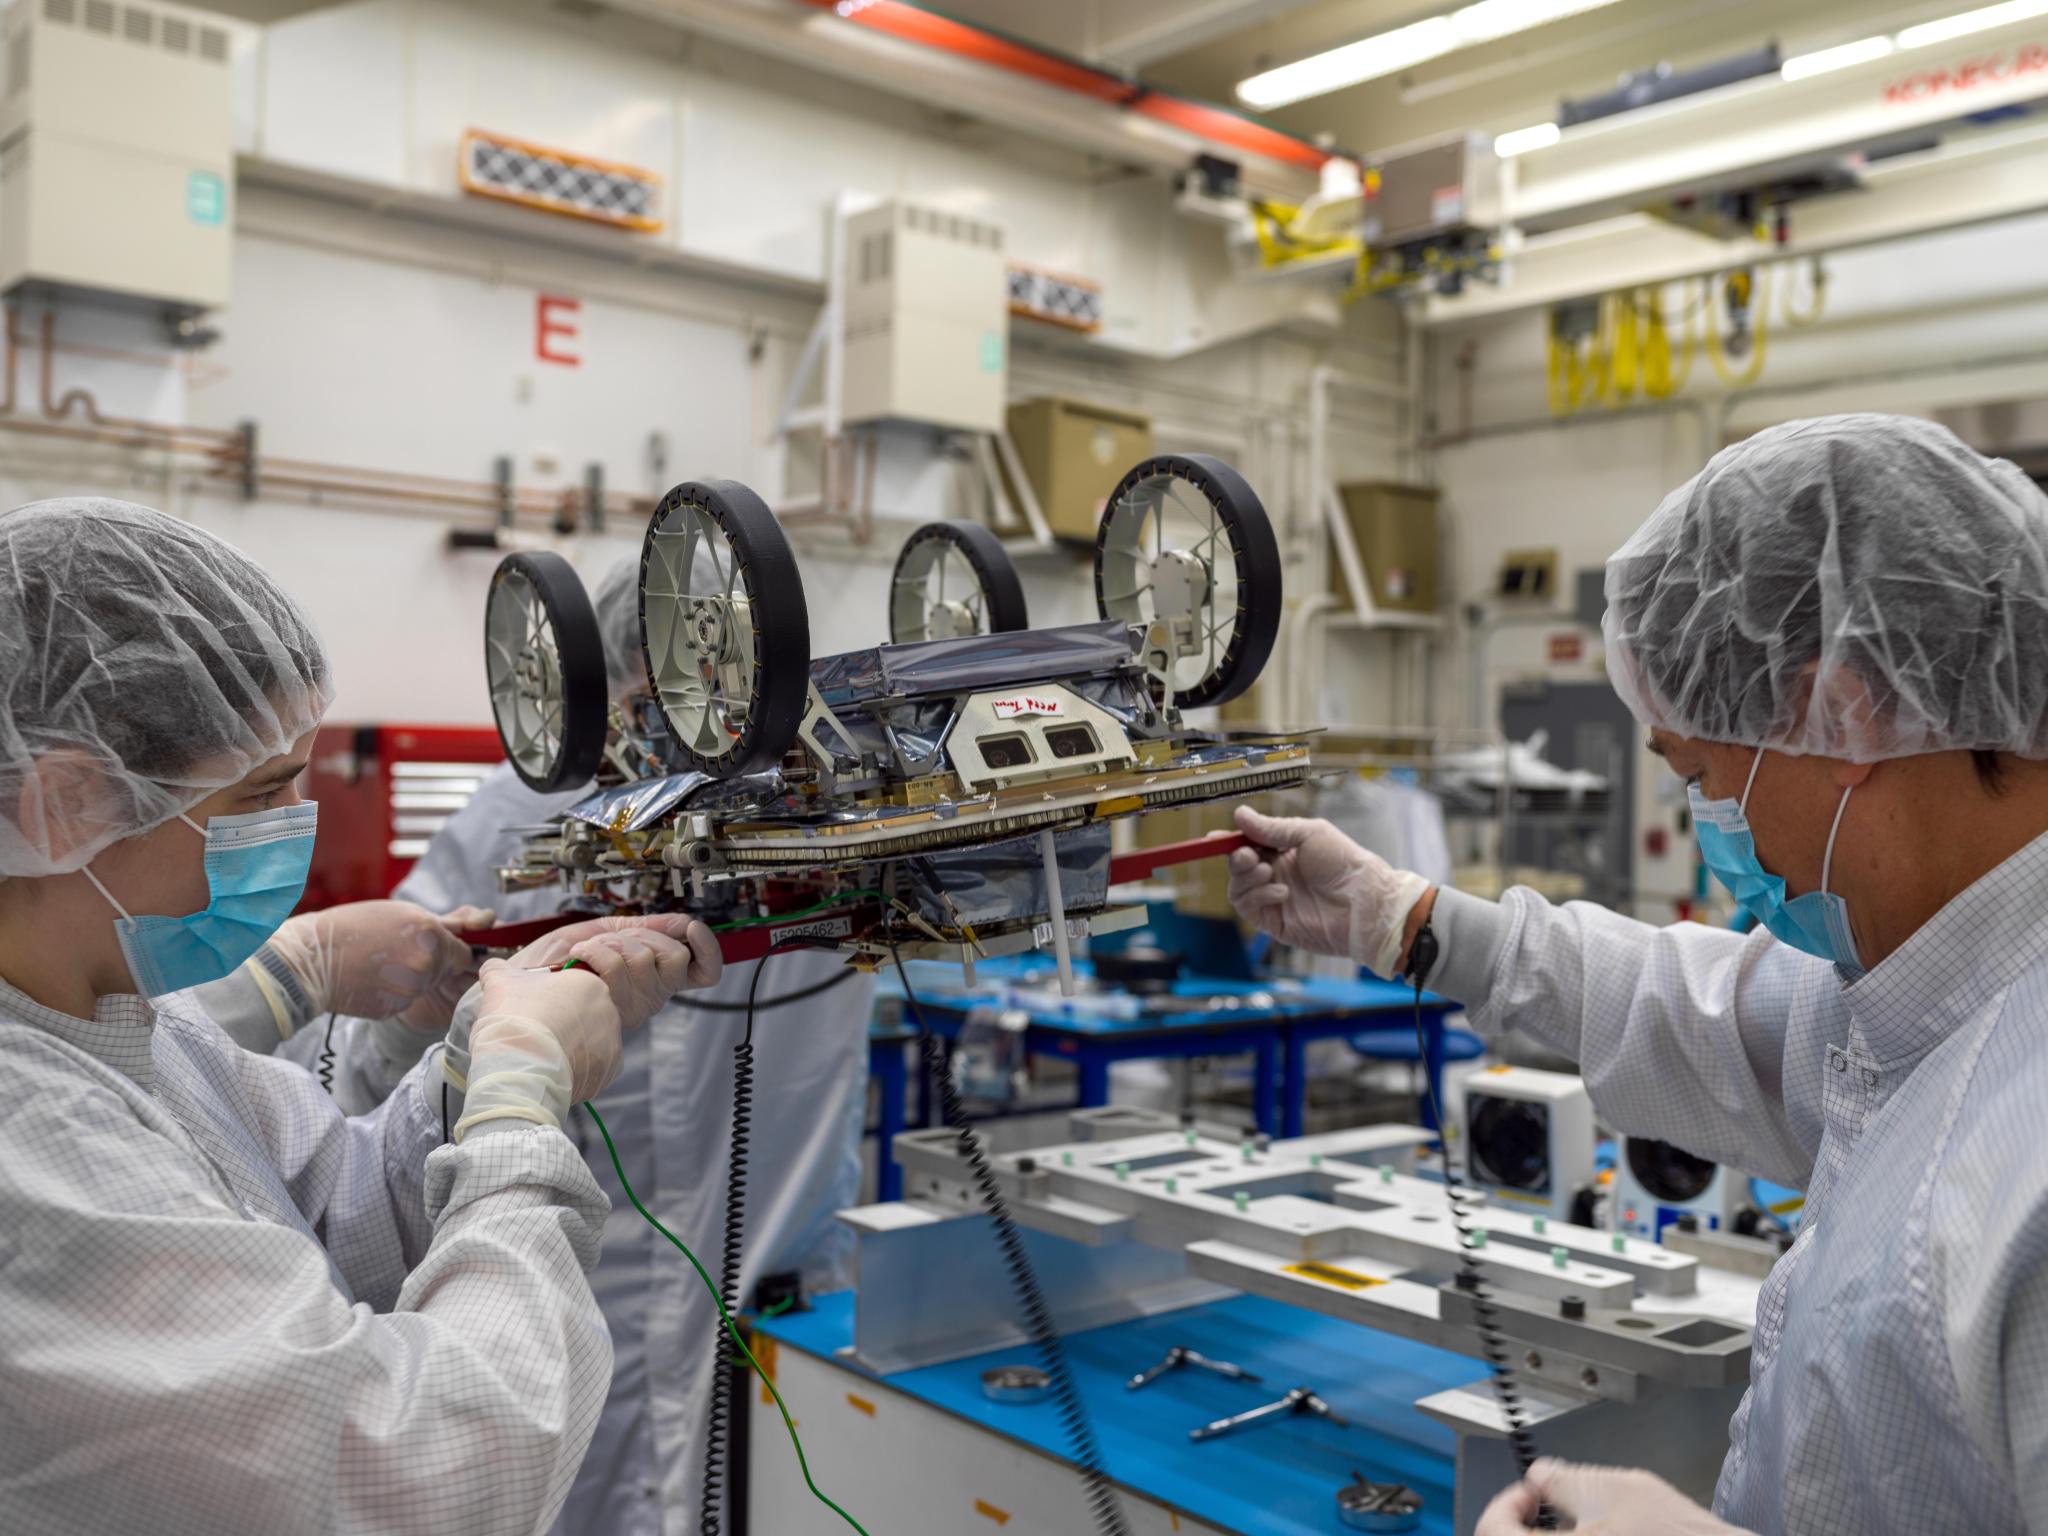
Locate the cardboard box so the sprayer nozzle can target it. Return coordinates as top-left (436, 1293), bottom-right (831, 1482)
top-left (1330, 481), bottom-right (1439, 614)
top-left (1006, 396), bottom-right (1154, 543)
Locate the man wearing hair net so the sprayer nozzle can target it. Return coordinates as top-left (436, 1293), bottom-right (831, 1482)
top-left (1226, 416), bottom-right (2048, 1536)
top-left (371, 551), bottom-right (876, 1536)
top-left (0, 499), bottom-right (722, 1535)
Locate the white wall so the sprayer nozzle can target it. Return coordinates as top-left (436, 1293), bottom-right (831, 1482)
top-left (241, 0), bottom-right (1347, 360)
top-left (0, 0), bottom-right (1407, 732)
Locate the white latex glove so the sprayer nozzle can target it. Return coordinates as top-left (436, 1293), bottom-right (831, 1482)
top-left (454, 959), bottom-right (622, 1142)
top-left (1227, 806), bottom-right (1432, 977)
top-left (1475, 1459), bottom-right (1754, 1536)
top-left (444, 913), bottom-right (721, 1106)
top-left (394, 905), bottom-right (495, 1034)
top-left (517, 912), bottom-right (722, 1015)
top-left (269, 900), bottom-right (487, 1022)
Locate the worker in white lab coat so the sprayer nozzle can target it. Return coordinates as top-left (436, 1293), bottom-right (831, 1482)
top-left (0, 498), bottom-right (719, 1536)
top-left (386, 555), bottom-right (876, 1535)
top-left (1228, 416), bottom-right (2048, 1536)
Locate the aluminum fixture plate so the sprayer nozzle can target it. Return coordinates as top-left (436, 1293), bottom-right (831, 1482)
top-left (864, 1107), bottom-right (1749, 1403)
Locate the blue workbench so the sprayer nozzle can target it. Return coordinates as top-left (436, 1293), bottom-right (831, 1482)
top-left (869, 959), bottom-right (1454, 1200)
top-left (759, 1290), bottom-right (1468, 1535)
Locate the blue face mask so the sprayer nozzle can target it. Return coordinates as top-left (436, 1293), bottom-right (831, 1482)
top-left (84, 802), bottom-right (319, 997)
top-left (1689, 749), bottom-right (1863, 978)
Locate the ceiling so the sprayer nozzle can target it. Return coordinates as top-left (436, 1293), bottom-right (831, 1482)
top-left (925, 0), bottom-right (2008, 155)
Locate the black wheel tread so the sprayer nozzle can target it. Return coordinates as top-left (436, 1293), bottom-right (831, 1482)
top-left (1092, 452), bottom-right (1283, 709)
top-left (890, 520), bottom-right (1030, 642)
top-left (486, 550), bottom-right (609, 793)
top-left (639, 479), bottom-right (811, 779)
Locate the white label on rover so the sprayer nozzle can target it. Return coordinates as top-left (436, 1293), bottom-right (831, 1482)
top-left (768, 915), bottom-right (854, 942)
top-left (992, 695), bottom-right (1064, 719)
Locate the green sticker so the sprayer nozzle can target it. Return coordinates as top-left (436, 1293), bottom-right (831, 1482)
top-left (187, 171), bottom-right (225, 227)
top-left (980, 331), bottom-right (1004, 372)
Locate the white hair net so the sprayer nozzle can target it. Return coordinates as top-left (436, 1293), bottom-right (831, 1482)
top-left (1603, 414), bottom-right (2048, 762)
top-left (0, 498), bottom-right (332, 878)
top-left (592, 555), bottom-right (646, 698)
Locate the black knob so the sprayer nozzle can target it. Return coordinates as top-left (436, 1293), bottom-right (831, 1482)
top-left (1016, 1156), bottom-right (1037, 1174)
top-left (1676, 1214), bottom-right (1700, 1233)
top-left (1559, 1295), bottom-right (1585, 1321)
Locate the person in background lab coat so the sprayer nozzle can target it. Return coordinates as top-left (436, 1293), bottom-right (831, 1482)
top-left (340, 553), bottom-right (876, 1536)
top-left (1229, 416), bottom-right (2048, 1536)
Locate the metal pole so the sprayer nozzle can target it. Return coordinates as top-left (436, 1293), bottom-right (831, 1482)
top-left (1038, 828), bottom-right (1076, 997)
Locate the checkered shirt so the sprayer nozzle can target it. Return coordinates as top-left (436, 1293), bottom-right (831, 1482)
top-left (0, 977), bottom-right (613, 1534)
top-left (1445, 830), bottom-right (2048, 1534)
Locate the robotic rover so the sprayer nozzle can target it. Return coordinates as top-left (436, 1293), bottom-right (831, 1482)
top-left (476, 453), bottom-right (1313, 987)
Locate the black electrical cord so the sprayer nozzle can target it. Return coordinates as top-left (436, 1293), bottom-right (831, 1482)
top-left (316, 1010), bottom-right (338, 1095)
top-left (700, 942), bottom-right (803, 1536)
top-left (1405, 923), bottom-right (1551, 1522)
top-left (682, 965), bottom-right (860, 1013)
top-left (891, 945), bottom-right (1132, 1536)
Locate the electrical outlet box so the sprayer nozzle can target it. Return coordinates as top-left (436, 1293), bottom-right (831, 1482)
top-left (1365, 133), bottom-right (1501, 249)
top-left (1460, 1064), bottom-right (1595, 1223)
top-left (0, 0), bottom-right (240, 314)
top-left (842, 200), bottom-right (1008, 436)
top-left (1611, 1136), bottom-right (1748, 1241)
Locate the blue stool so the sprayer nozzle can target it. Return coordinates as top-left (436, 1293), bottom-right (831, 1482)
top-left (1347, 1023), bottom-right (1486, 1109)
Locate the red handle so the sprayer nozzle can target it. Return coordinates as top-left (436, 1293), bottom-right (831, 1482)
top-left (1108, 830), bottom-right (1248, 884)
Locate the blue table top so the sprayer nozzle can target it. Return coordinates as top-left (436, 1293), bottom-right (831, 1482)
top-left (760, 1290), bottom-right (1471, 1536)
top-left (878, 957), bottom-right (1447, 1039)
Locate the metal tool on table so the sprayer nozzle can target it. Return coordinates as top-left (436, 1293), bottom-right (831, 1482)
top-left (1336, 1471), bottom-right (1424, 1532)
top-left (1187, 1385), bottom-right (1348, 1442)
top-left (1126, 1345), bottom-right (1262, 1392)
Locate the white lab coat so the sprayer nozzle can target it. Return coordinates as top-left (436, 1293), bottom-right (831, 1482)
top-left (1429, 829), bottom-right (2048, 1535)
top-left (0, 978), bottom-right (611, 1535)
top-left (396, 763), bottom-right (875, 1536)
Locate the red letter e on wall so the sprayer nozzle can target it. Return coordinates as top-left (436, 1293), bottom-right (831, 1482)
top-left (536, 295), bottom-right (582, 367)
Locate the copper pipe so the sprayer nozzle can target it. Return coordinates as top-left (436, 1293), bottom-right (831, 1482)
top-left (0, 412), bottom-right (224, 453)
top-left (37, 311), bottom-right (231, 442)
top-left (217, 468), bottom-right (531, 514)
top-left (214, 446), bottom-right (565, 505)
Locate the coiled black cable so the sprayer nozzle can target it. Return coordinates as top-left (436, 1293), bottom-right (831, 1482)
top-left (700, 944), bottom-right (791, 1536)
top-left (316, 1011), bottom-right (338, 1096)
top-left (1405, 926), bottom-right (1548, 1511)
top-left (892, 947), bottom-right (1132, 1536)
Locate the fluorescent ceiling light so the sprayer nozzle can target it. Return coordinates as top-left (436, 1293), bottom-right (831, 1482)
top-left (1780, 35), bottom-right (1895, 80)
top-left (1238, 16), bottom-right (1455, 108)
top-left (1493, 120), bottom-right (1561, 156)
top-left (1898, 0), bottom-right (2048, 49)
top-left (1237, 0), bottom-right (1625, 110)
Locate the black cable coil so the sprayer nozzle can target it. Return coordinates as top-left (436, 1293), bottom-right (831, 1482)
top-left (317, 1011), bottom-right (338, 1096)
top-left (897, 950), bottom-right (1132, 1536)
top-left (1405, 927), bottom-right (1549, 1516)
top-left (699, 1035), bottom-right (754, 1536)
top-left (701, 945), bottom-right (798, 1536)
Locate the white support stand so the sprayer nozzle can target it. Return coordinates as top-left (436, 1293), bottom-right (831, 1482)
top-left (1037, 827), bottom-right (1076, 997)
